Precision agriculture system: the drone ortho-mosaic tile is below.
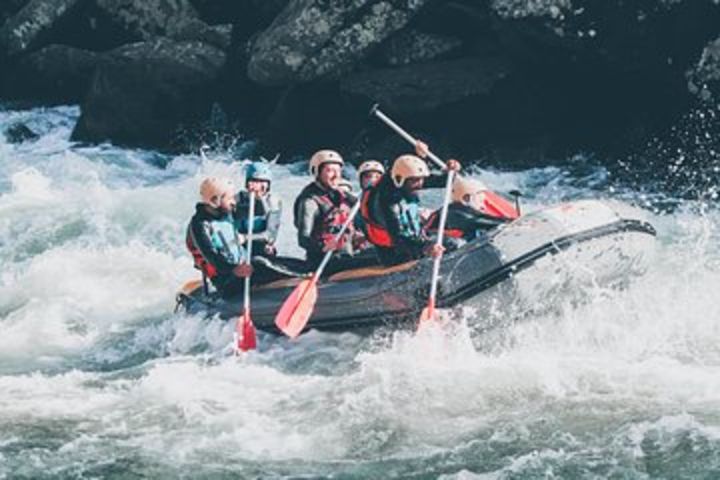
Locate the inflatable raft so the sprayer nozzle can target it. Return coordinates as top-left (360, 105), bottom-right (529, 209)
top-left (176, 199), bottom-right (656, 334)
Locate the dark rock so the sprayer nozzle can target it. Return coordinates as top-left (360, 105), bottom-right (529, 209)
top-left (0, 0), bottom-right (85, 57)
top-left (171, 19), bottom-right (232, 50)
top-left (340, 57), bottom-right (513, 113)
top-left (0, 0), bottom-right (28, 27)
top-left (72, 38), bottom-right (226, 150)
top-left (377, 29), bottom-right (462, 66)
top-left (95, 0), bottom-right (199, 40)
top-left (57, 0), bottom-right (139, 52)
top-left (259, 82), bottom-right (366, 158)
top-left (188, 0), bottom-right (240, 24)
top-left (5, 44), bottom-right (101, 103)
top-left (190, 0), bottom-right (287, 26)
top-left (3, 122), bottom-right (39, 143)
top-left (687, 37), bottom-right (720, 104)
top-left (247, 0), bottom-right (430, 86)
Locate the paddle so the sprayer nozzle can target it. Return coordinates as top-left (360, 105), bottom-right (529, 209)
top-left (370, 105), bottom-right (519, 220)
top-left (274, 200), bottom-right (362, 338)
top-left (418, 169), bottom-right (455, 326)
top-left (234, 191), bottom-right (258, 353)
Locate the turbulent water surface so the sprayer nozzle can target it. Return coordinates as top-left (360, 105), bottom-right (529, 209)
top-left (0, 106), bottom-right (719, 479)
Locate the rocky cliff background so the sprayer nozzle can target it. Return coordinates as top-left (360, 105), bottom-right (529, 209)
top-left (1, 0), bottom-right (719, 172)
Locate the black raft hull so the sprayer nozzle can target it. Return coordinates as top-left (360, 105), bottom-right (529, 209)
top-left (176, 200), bottom-right (656, 334)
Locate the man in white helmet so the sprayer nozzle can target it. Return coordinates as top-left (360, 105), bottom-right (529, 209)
top-left (357, 160), bottom-right (385, 191)
top-left (424, 176), bottom-right (508, 242)
top-left (186, 177), bottom-right (253, 297)
top-left (360, 145), bottom-right (461, 266)
top-left (293, 149), bottom-right (358, 267)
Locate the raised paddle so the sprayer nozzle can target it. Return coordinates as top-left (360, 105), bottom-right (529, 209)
top-left (370, 105), bottom-right (519, 220)
top-left (234, 191), bottom-right (258, 353)
top-left (418, 169), bottom-right (455, 326)
top-left (274, 201), bottom-right (362, 338)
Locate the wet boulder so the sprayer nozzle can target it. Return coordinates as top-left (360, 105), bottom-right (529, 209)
top-left (0, 0), bottom-right (85, 57)
top-left (687, 37), bottom-right (720, 104)
top-left (341, 56), bottom-right (513, 113)
top-left (171, 19), bottom-right (232, 50)
top-left (247, 0), bottom-right (430, 86)
top-left (5, 44), bottom-right (101, 103)
top-left (376, 29), bottom-right (462, 66)
top-left (72, 38), bottom-right (226, 150)
top-left (0, 0), bottom-right (29, 28)
top-left (94, 0), bottom-right (199, 40)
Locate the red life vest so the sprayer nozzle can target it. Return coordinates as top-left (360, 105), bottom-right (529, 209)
top-left (312, 191), bottom-right (354, 250)
top-left (185, 229), bottom-right (218, 279)
top-left (360, 187), bottom-right (394, 247)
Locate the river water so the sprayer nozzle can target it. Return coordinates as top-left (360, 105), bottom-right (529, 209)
top-left (0, 105), bottom-right (719, 479)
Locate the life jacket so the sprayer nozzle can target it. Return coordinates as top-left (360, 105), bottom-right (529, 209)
top-left (186, 208), bottom-right (244, 280)
top-left (235, 191), bottom-right (269, 235)
top-left (312, 191), bottom-right (353, 250)
top-left (360, 176), bottom-right (424, 248)
top-left (186, 227), bottom-right (218, 279)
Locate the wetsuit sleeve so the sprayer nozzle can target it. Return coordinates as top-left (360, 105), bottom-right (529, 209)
top-left (295, 197), bottom-right (319, 252)
top-left (189, 218), bottom-right (237, 276)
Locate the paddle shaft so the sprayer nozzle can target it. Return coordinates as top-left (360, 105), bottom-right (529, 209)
top-left (371, 106), bottom-right (447, 171)
top-left (242, 192), bottom-right (256, 312)
top-left (315, 200), bottom-right (362, 278)
top-left (427, 170), bottom-right (455, 308)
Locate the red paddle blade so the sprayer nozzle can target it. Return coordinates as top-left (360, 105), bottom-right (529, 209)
top-left (418, 298), bottom-right (436, 327)
top-left (274, 278), bottom-right (318, 338)
top-left (237, 310), bottom-right (257, 352)
top-left (483, 191), bottom-right (519, 220)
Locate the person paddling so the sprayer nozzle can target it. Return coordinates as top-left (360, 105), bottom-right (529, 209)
top-left (186, 177), bottom-right (252, 297)
top-left (424, 176), bottom-right (509, 242)
top-left (293, 150), bottom-right (357, 268)
top-left (234, 162), bottom-right (282, 258)
top-left (360, 143), bottom-right (462, 266)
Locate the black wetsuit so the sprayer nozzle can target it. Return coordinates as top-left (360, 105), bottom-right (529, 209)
top-left (362, 172), bottom-right (453, 266)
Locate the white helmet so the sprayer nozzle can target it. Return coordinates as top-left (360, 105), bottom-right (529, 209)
top-left (309, 149), bottom-right (344, 177)
top-left (452, 177), bottom-right (488, 208)
top-left (358, 160), bottom-right (385, 176)
top-left (390, 154), bottom-right (430, 188)
top-left (199, 177), bottom-right (235, 205)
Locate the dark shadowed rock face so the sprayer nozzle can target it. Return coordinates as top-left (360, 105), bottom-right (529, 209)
top-left (377, 29), bottom-right (462, 66)
top-left (341, 57), bottom-right (512, 113)
top-left (95, 0), bottom-right (199, 40)
top-left (0, 0), bottom-right (84, 57)
top-left (688, 37), bottom-right (720, 104)
top-left (171, 19), bottom-right (232, 50)
top-left (5, 44), bottom-right (101, 103)
top-left (247, 0), bottom-right (430, 86)
top-left (0, 0), bottom-right (28, 28)
top-left (72, 39), bottom-right (226, 150)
